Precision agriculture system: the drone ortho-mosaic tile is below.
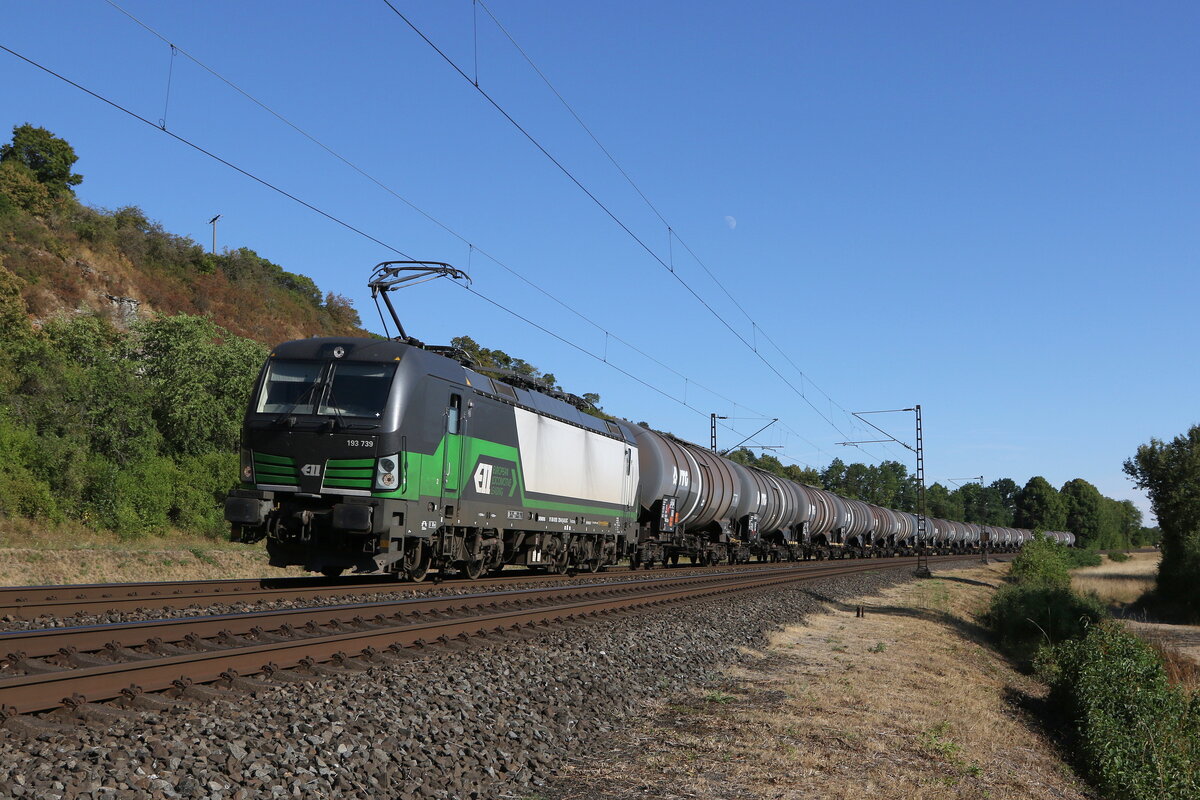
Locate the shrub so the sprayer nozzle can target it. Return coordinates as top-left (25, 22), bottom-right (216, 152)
top-left (985, 584), bottom-right (1106, 663)
top-left (1063, 547), bottom-right (1103, 568)
top-left (171, 451), bottom-right (238, 538)
top-left (1108, 551), bottom-right (1131, 563)
top-left (1038, 621), bottom-right (1200, 800)
top-left (0, 410), bottom-right (61, 520)
top-left (1008, 536), bottom-right (1072, 589)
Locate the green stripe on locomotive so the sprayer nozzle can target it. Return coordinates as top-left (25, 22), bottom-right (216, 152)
top-left (376, 433), bottom-right (635, 520)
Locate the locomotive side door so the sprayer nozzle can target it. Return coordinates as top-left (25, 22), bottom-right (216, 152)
top-left (440, 392), bottom-right (465, 514)
top-left (619, 446), bottom-right (633, 534)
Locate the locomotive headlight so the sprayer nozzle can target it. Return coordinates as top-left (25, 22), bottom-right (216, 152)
top-left (240, 448), bottom-right (254, 482)
top-left (376, 454), bottom-right (400, 490)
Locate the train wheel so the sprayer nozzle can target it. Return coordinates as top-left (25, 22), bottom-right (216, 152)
top-left (404, 540), bottom-right (430, 583)
top-left (462, 559), bottom-right (484, 580)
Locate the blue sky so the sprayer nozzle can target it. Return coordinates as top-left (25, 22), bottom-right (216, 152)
top-left (3, 1), bottom-right (1196, 521)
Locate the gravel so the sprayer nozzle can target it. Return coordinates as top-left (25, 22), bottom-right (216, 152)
top-left (0, 566), bottom-right (914, 800)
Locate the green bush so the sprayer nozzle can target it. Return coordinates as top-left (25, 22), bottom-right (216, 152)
top-left (985, 584), bottom-right (1106, 663)
top-left (110, 455), bottom-right (178, 539)
top-left (171, 451), bottom-right (239, 538)
top-left (0, 410), bottom-right (61, 520)
top-left (1037, 621), bottom-right (1200, 800)
top-left (1063, 547), bottom-right (1103, 568)
top-left (985, 534), bottom-right (1107, 663)
top-left (1108, 551), bottom-right (1131, 563)
top-left (1008, 536), bottom-right (1072, 589)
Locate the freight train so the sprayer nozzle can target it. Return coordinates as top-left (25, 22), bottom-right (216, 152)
top-left (223, 341), bottom-right (1074, 580)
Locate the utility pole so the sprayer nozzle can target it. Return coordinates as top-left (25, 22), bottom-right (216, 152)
top-left (913, 405), bottom-right (930, 577)
top-left (838, 405), bottom-right (928, 577)
top-left (710, 413), bottom-right (727, 452)
top-left (951, 475), bottom-right (988, 564)
top-left (208, 214), bottom-right (222, 254)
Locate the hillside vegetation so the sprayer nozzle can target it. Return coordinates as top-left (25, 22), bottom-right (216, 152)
top-left (0, 124), bottom-right (360, 539)
top-left (0, 125), bottom-right (362, 343)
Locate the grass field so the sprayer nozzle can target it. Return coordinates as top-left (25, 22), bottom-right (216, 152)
top-left (0, 518), bottom-right (297, 586)
top-left (551, 563), bottom-right (1092, 800)
top-left (1071, 551), bottom-right (1160, 607)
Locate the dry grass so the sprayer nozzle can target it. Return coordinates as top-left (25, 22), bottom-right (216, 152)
top-left (1125, 620), bottom-right (1200, 693)
top-left (549, 564), bottom-right (1090, 800)
top-left (0, 519), bottom-right (298, 586)
top-left (1070, 551), bottom-right (1159, 606)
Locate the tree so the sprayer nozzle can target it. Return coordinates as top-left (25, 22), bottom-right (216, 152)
top-left (926, 482), bottom-right (963, 520)
top-left (990, 477), bottom-right (1020, 519)
top-left (783, 463), bottom-right (822, 486)
top-left (0, 124), bottom-right (82, 196)
top-left (1060, 478), bottom-right (1105, 548)
top-left (135, 315), bottom-right (268, 455)
top-left (1124, 425), bottom-right (1200, 612)
top-left (820, 458), bottom-right (847, 494)
top-left (0, 160), bottom-right (54, 216)
top-left (1014, 476), bottom-right (1067, 531)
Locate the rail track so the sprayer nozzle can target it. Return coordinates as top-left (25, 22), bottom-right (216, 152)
top-left (0, 554), bottom-right (972, 619)
top-left (0, 554), bottom-right (996, 718)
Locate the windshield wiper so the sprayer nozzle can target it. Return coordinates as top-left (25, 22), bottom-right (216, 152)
top-left (321, 386), bottom-right (349, 432)
top-left (274, 380), bottom-right (322, 425)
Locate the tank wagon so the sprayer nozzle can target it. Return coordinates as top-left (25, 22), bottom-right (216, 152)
top-left (223, 263), bottom-right (1062, 578)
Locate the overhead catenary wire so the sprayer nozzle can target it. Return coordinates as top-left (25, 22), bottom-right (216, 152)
top-left (98, 0), bottom-right (837, 464)
top-left (0, 39), bottom-right (815, 466)
top-left (0, 43), bottom-right (413, 260)
top-left (475, 0), bottom-right (910, 465)
top-left (381, 1), bottom-right (896, 463)
top-left (476, 0), bottom-right (893, 448)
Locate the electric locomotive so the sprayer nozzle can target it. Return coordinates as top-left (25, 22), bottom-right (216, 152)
top-left (223, 331), bottom-right (642, 579)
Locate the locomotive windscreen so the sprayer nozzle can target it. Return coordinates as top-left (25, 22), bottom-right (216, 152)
top-left (256, 359), bottom-right (397, 418)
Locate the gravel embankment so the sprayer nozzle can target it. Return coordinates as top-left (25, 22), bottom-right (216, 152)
top-left (0, 566), bottom-right (914, 800)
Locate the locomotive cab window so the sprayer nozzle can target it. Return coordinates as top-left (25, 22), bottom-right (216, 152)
top-left (319, 363), bottom-right (396, 418)
top-left (256, 360), bottom-right (323, 414)
top-left (256, 359), bottom-right (396, 418)
top-left (448, 394), bottom-right (462, 434)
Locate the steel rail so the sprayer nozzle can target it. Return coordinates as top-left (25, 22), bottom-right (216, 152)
top-left (0, 557), bottom-right (918, 618)
top-left (0, 557), bottom-right (986, 716)
top-left (0, 569), bottom-right (783, 661)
